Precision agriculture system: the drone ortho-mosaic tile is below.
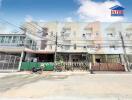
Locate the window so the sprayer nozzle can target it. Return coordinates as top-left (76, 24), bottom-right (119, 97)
top-left (96, 44), bottom-right (101, 49)
top-left (82, 34), bottom-right (85, 37)
top-left (63, 40), bottom-right (71, 45)
top-left (64, 33), bottom-right (70, 37)
top-left (110, 45), bottom-right (117, 50)
top-left (0, 36), bottom-right (5, 43)
top-left (86, 33), bottom-right (91, 37)
top-left (64, 45), bottom-right (70, 50)
top-left (0, 37), bottom-right (2, 43)
top-left (126, 33), bottom-right (131, 38)
top-left (7, 37), bottom-right (10, 43)
top-left (12, 36), bottom-right (17, 43)
top-left (74, 44), bottom-right (76, 50)
top-left (96, 59), bottom-right (101, 63)
top-left (63, 27), bottom-right (71, 31)
top-left (50, 31), bottom-right (53, 36)
top-left (42, 27), bottom-right (48, 36)
top-left (20, 36), bottom-right (24, 44)
top-left (50, 45), bottom-right (52, 50)
top-left (4, 37), bottom-right (8, 43)
top-left (96, 33), bottom-right (99, 35)
top-left (128, 47), bottom-right (132, 50)
top-left (31, 41), bottom-right (37, 50)
top-left (5, 36), bottom-right (12, 43)
top-left (83, 46), bottom-right (87, 50)
top-left (83, 46), bottom-right (86, 48)
top-left (61, 45), bottom-right (63, 49)
top-left (108, 33), bottom-right (113, 37)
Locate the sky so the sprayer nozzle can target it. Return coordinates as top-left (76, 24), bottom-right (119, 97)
top-left (0, 0), bottom-right (132, 28)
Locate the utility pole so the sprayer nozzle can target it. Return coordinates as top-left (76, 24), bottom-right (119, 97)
top-left (18, 27), bottom-right (27, 71)
top-left (54, 32), bottom-right (58, 63)
top-left (86, 40), bottom-right (93, 73)
top-left (119, 32), bottom-right (130, 71)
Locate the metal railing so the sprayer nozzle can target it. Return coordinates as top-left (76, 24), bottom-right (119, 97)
top-left (54, 62), bottom-right (90, 71)
top-left (0, 54), bottom-right (20, 71)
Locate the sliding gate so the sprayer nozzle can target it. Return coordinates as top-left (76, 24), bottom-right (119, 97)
top-left (55, 62), bottom-right (90, 71)
top-left (0, 53), bottom-right (20, 72)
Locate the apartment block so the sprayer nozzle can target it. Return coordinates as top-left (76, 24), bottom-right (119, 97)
top-left (0, 22), bottom-right (132, 71)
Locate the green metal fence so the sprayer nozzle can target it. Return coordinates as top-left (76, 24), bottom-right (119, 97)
top-left (20, 62), bottom-right (54, 71)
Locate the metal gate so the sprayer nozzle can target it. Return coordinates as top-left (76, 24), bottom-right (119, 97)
top-left (55, 62), bottom-right (90, 71)
top-left (0, 53), bottom-right (20, 72)
top-left (92, 63), bottom-right (125, 71)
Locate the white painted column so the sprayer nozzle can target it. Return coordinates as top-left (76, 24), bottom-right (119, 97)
top-left (18, 51), bottom-right (24, 71)
top-left (69, 54), bottom-right (72, 62)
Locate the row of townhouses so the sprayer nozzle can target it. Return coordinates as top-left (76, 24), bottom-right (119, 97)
top-left (0, 22), bottom-right (132, 71)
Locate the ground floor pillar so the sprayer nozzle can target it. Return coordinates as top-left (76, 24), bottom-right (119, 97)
top-left (105, 54), bottom-right (108, 63)
top-left (69, 54), bottom-right (72, 62)
top-left (92, 54), bottom-right (95, 64)
top-left (18, 51), bottom-right (24, 71)
top-left (120, 54), bottom-right (130, 71)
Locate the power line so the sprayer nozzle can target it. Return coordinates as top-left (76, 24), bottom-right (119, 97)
top-left (0, 18), bottom-right (42, 36)
top-left (0, 18), bottom-right (20, 28)
top-left (57, 39), bottom-right (132, 41)
top-left (26, 22), bottom-right (42, 31)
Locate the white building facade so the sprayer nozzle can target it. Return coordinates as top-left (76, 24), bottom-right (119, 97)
top-left (0, 21), bottom-right (132, 71)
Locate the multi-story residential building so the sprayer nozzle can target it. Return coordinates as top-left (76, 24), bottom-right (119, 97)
top-left (0, 21), bottom-right (132, 71)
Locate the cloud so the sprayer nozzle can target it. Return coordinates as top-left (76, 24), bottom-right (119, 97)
top-left (25, 15), bottom-right (47, 23)
top-left (77, 0), bottom-right (125, 22)
top-left (39, 19), bottom-right (46, 22)
top-left (64, 17), bottom-right (73, 22)
top-left (25, 15), bottom-right (33, 22)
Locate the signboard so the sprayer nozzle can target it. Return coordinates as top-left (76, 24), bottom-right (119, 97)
top-left (110, 5), bottom-right (124, 16)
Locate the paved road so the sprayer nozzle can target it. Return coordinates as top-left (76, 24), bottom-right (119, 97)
top-left (0, 72), bottom-right (132, 100)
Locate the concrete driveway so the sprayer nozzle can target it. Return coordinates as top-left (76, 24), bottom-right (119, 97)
top-left (0, 71), bottom-right (132, 100)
